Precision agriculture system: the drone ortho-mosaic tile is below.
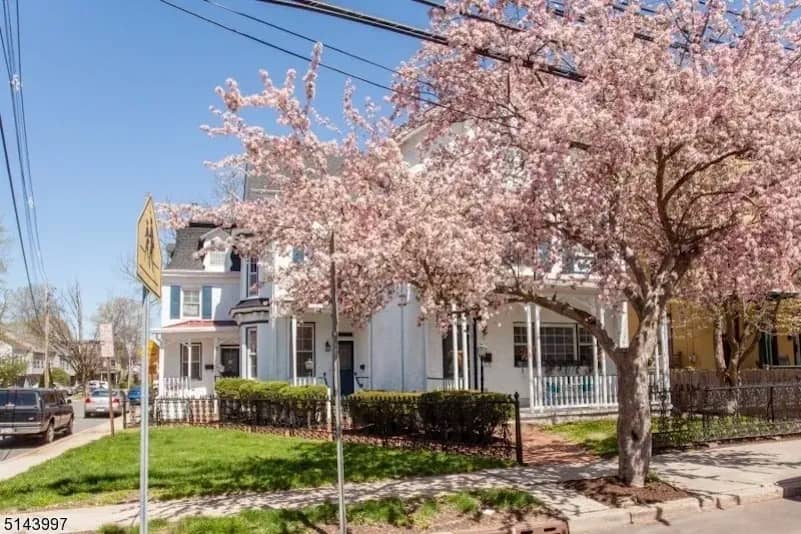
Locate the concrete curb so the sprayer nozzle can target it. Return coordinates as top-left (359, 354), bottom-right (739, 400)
top-left (565, 484), bottom-right (790, 533)
top-left (6, 422), bottom-right (109, 462)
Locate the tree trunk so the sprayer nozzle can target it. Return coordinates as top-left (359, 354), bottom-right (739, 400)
top-left (616, 321), bottom-right (658, 487)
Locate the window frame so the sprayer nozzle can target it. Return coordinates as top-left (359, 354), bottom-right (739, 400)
top-left (180, 343), bottom-right (202, 380)
top-left (182, 288), bottom-right (201, 318)
top-left (295, 322), bottom-right (315, 378)
top-left (246, 326), bottom-right (258, 378)
top-left (247, 258), bottom-right (260, 297)
top-left (513, 322), bottom-right (593, 368)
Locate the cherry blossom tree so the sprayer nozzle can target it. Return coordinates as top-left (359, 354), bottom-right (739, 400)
top-left (393, 0), bottom-right (801, 485)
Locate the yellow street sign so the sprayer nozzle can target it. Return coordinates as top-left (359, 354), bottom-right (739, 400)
top-left (136, 195), bottom-right (162, 298)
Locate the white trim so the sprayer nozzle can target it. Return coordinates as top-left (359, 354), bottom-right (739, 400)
top-left (153, 325), bottom-right (237, 334)
top-left (163, 270), bottom-right (239, 280)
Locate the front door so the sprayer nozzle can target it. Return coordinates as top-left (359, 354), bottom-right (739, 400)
top-left (220, 347), bottom-right (240, 378)
top-left (338, 341), bottom-right (354, 396)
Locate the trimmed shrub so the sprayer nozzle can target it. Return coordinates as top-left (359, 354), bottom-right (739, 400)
top-left (347, 391), bottom-right (422, 435)
top-left (419, 390), bottom-right (512, 443)
top-left (215, 378), bottom-right (249, 399)
top-left (282, 384), bottom-right (328, 401)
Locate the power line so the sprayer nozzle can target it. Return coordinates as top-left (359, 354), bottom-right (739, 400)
top-left (201, 0), bottom-right (404, 78)
top-left (0, 109), bottom-right (38, 320)
top-left (254, 0), bottom-right (583, 81)
top-left (159, 0), bottom-right (517, 129)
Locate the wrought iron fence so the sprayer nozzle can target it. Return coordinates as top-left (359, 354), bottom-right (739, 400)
top-left (653, 382), bottom-right (801, 449)
top-left (147, 393), bottom-right (522, 463)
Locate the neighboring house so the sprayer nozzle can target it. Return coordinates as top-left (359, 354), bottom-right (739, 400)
top-left (153, 173), bottom-right (668, 413)
top-left (0, 330), bottom-right (75, 386)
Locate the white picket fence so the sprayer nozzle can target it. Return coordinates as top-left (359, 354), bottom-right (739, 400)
top-left (157, 377), bottom-right (208, 399)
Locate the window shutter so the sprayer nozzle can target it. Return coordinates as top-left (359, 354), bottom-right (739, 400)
top-left (170, 286), bottom-right (180, 319)
top-left (202, 286), bottom-right (212, 319)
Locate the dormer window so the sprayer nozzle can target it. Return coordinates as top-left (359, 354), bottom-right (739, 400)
top-left (247, 258), bottom-right (259, 297)
top-left (208, 251), bottom-right (226, 268)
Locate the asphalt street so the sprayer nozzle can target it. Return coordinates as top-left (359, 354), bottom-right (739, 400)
top-left (0, 406), bottom-right (120, 462)
top-left (624, 496), bottom-right (801, 533)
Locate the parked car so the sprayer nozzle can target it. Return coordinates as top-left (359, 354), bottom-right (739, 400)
top-left (0, 388), bottom-right (74, 443)
top-left (84, 389), bottom-right (125, 417)
top-left (87, 380), bottom-right (109, 391)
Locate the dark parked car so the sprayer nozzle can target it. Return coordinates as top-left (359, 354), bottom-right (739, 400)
top-left (0, 388), bottom-right (74, 443)
top-left (126, 385), bottom-right (153, 406)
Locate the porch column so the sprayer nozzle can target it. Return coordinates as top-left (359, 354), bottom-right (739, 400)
top-left (525, 304), bottom-right (535, 412)
top-left (451, 304), bottom-right (460, 389)
top-left (213, 337), bottom-right (219, 389)
top-left (157, 342), bottom-right (165, 397)
top-left (592, 300), bottom-right (600, 405)
top-left (461, 313), bottom-right (469, 390)
top-left (291, 316), bottom-right (298, 386)
top-left (534, 304), bottom-right (543, 412)
top-left (600, 307), bottom-right (608, 404)
top-left (660, 310), bottom-right (670, 390)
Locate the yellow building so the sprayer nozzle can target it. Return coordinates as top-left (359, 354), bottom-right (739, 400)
top-left (666, 301), bottom-right (801, 371)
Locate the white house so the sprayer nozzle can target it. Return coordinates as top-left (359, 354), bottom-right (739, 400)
top-left (153, 175), bottom-right (671, 413)
top-left (0, 330), bottom-right (75, 387)
top-left (153, 125), bottom-right (674, 411)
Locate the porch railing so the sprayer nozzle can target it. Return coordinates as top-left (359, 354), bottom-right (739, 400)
top-left (290, 376), bottom-right (326, 386)
top-left (158, 377), bottom-right (208, 399)
top-left (535, 373), bottom-right (662, 409)
top-left (426, 377), bottom-right (456, 391)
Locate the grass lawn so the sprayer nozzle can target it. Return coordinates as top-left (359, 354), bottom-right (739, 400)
top-left (97, 488), bottom-right (543, 534)
top-left (0, 427), bottom-right (508, 512)
top-left (547, 419), bottom-right (618, 456)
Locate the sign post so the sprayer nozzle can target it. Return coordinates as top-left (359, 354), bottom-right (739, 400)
top-left (136, 195), bottom-right (162, 534)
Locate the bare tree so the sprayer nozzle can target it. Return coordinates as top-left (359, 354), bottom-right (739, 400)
top-left (94, 296), bottom-right (142, 386)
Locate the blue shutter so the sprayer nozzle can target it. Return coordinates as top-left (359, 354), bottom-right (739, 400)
top-left (202, 286), bottom-right (212, 319)
top-left (170, 286), bottom-right (180, 319)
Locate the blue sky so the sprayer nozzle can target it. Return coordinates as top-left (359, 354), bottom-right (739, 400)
top-left (2, 0), bottom-right (428, 324)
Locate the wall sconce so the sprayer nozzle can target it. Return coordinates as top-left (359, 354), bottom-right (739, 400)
top-left (325, 341), bottom-right (331, 352)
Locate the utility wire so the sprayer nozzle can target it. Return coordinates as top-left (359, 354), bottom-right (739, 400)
top-left (0, 109), bottom-right (38, 320)
top-left (202, 0), bottom-right (404, 78)
top-left (160, 0), bottom-right (518, 129)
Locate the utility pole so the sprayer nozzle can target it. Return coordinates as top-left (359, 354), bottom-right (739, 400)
top-left (43, 286), bottom-right (50, 388)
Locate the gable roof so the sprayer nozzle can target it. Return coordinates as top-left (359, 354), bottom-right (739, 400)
top-left (165, 221), bottom-right (219, 271)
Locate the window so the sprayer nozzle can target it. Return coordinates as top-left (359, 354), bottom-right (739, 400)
top-left (513, 325), bottom-right (530, 368)
top-left (296, 323), bottom-right (315, 377)
top-left (247, 258), bottom-right (260, 297)
top-left (182, 289), bottom-right (200, 317)
top-left (577, 326), bottom-right (595, 366)
top-left (539, 325), bottom-right (576, 366)
top-left (247, 327), bottom-right (258, 378)
top-left (512, 323), bottom-right (596, 367)
top-left (180, 343), bottom-right (202, 380)
top-left (208, 251), bottom-right (226, 267)
top-left (291, 247), bottom-right (305, 264)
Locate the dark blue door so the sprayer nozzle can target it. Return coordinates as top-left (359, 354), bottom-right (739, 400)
top-left (338, 341), bottom-right (354, 396)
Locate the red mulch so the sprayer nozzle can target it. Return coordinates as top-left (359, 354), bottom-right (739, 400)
top-left (520, 425), bottom-right (598, 465)
top-left (562, 476), bottom-right (691, 507)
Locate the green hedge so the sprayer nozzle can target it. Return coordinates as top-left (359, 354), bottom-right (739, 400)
top-left (347, 391), bottom-right (422, 435)
top-left (419, 390), bottom-right (512, 443)
top-left (215, 378), bottom-right (327, 401)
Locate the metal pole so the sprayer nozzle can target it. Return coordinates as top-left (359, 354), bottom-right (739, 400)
top-left (329, 231), bottom-right (347, 534)
top-left (592, 300), bottom-right (600, 405)
top-left (43, 286), bottom-right (50, 388)
top-left (525, 304), bottom-right (535, 412)
top-left (139, 286), bottom-right (150, 534)
top-left (534, 305), bottom-right (543, 412)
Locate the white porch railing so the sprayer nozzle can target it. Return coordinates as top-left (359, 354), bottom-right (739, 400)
top-left (290, 376), bottom-right (327, 386)
top-left (157, 377), bottom-right (208, 399)
top-left (426, 378), bottom-right (457, 391)
top-left (533, 373), bottom-right (663, 410)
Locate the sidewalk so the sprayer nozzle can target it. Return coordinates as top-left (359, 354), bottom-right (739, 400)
top-left (9, 438), bottom-right (801, 533)
top-left (0, 423), bottom-right (111, 481)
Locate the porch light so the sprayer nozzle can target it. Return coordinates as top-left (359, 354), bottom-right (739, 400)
top-left (325, 341), bottom-right (331, 352)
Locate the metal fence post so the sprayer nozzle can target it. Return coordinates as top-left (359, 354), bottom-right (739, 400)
top-left (513, 392), bottom-right (524, 465)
